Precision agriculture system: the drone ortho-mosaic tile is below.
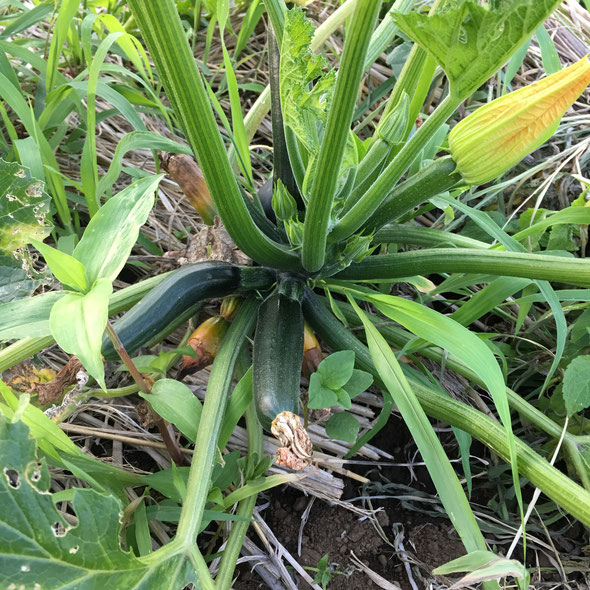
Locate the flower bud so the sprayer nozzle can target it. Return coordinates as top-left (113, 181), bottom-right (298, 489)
top-left (161, 153), bottom-right (217, 225)
top-left (448, 57), bottom-right (590, 185)
top-left (272, 179), bottom-right (297, 221)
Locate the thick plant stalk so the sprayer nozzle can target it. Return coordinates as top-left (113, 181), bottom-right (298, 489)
top-left (174, 296), bottom-right (259, 550)
top-left (331, 96), bottom-right (460, 243)
top-left (128, 0), bottom-right (300, 271)
top-left (361, 156), bottom-right (461, 233)
top-left (302, 289), bottom-right (590, 527)
top-left (302, 0), bottom-right (382, 272)
top-left (334, 248), bottom-right (590, 287)
top-left (374, 224), bottom-right (489, 249)
top-left (215, 398), bottom-right (263, 589)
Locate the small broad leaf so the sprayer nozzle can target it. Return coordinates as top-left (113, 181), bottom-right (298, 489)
top-left (0, 417), bottom-right (195, 588)
top-left (343, 369), bottom-right (373, 398)
top-left (30, 238), bottom-right (88, 292)
top-left (317, 350), bottom-right (355, 390)
top-left (0, 159), bottom-right (52, 251)
top-left (335, 388), bottom-right (351, 410)
top-left (325, 412), bottom-right (360, 443)
top-left (73, 174), bottom-right (162, 285)
top-left (141, 379), bottom-right (202, 442)
top-left (562, 355), bottom-right (590, 416)
top-left (393, 0), bottom-right (562, 99)
top-left (49, 278), bottom-right (112, 390)
top-left (308, 373), bottom-right (338, 409)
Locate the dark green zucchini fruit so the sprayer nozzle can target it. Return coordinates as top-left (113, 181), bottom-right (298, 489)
top-left (102, 261), bottom-right (274, 359)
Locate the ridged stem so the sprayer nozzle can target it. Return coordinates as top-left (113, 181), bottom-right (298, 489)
top-left (174, 296), bottom-right (259, 549)
top-left (331, 96), bottom-right (459, 243)
top-left (128, 0), bottom-right (300, 270)
top-left (301, 0), bottom-right (382, 272)
top-left (361, 157), bottom-right (461, 233)
top-left (374, 224), bottom-right (489, 249)
top-left (334, 248), bottom-right (590, 287)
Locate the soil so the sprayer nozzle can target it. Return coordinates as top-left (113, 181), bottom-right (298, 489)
top-left (233, 417), bottom-right (467, 589)
top-left (233, 486), bottom-right (466, 590)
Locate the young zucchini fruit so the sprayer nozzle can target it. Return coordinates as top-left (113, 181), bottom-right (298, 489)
top-left (252, 277), bottom-right (313, 470)
top-left (102, 261), bottom-right (275, 359)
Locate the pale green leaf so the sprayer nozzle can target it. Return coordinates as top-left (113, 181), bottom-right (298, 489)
top-left (140, 379), bottom-right (202, 442)
top-left (393, 0), bottom-right (562, 98)
top-left (0, 291), bottom-right (64, 342)
top-left (0, 159), bottom-right (52, 251)
top-left (0, 418), bottom-right (195, 588)
top-left (73, 174), bottom-right (162, 285)
top-left (563, 355), bottom-right (590, 416)
top-left (49, 278), bottom-right (113, 390)
top-left (325, 412), bottom-right (359, 443)
top-left (30, 239), bottom-right (88, 292)
top-left (317, 350), bottom-right (355, 390)
top-left (308, 373), bottom-right (338, 409)
top-left (343, 369), bottom-right (373, 398)
top-left (280, 8), bottom-right (335, 155)
top-left (349, 297), bottom-right (487, 553)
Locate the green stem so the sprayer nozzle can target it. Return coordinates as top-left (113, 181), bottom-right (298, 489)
top-left (374, 224), bottom-right (489, 249)
top-left (302, 290), bottom-right (590, 527)
top-left (174, 296), bottom-right (259, 549)
top-left (334, 248), bottom-right (590, 287)
top-left (331, 96), bottom-right (459, 243)
top-left (302, 0), bottom-right (382, 272)
top-left (215, 401), bottom-right (262, 589)
top-left (240, 0), bottom-right (358, 150)
top-left (361, 157), bottom-right (461, 233)
top-left (128, 0), bottom-right (300, 270)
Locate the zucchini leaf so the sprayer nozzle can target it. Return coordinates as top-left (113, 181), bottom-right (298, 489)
top-left (0, 417), bottom-right (195, 589)
top-left (280, 8), bottom-right (357, 199)
top-left (393, 0), bottom-right (562, 99)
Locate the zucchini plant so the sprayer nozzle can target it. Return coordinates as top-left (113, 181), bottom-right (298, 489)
top-left (3, 0), bottom-right (590, 588)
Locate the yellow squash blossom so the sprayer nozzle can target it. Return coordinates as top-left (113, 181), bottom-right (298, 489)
top-left (448, 56), bottom-right (590, 185)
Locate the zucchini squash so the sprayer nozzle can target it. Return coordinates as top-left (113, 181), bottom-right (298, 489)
top-left (252, 277), bottom-right (312, 469)
top-left (102, 261), bottom-right (274, 359)
top-left (252, 279), bottom-right (304, 430)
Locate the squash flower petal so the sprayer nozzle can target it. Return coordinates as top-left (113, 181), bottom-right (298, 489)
top-left (448, 56), bottom-right (590, 185)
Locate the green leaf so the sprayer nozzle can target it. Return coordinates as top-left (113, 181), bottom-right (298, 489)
top-left (393, 0), bottom-right (562, 98)
top-left (308, 373), bottom-right (338, 409)
top-left (73, 174), bottom-right (162, 285)
top-left (141, 379), bottom-right (202, 442)
top-left (563, 355), bottom-right (590, 416)
top-left (30, 239), bottom-right (88, 292)
top-left (49, 278), bottom-right (113, 390)
top-left (317, 350), bottom-right (355, 390)
top-left (349, 298), bottom-right (488, 554)
top-left (335, 388), bottom-right (352, 410)
top-left (0, 417), bottom-right (194, 588)
top-left (343, 369), bottom-right (373, 398)
top-left (325, 412), bottom-right (360, 443)
top-left (280, 8), bottom-right (335, 157)
top-left (0, 158), bottom-right (52, 251)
